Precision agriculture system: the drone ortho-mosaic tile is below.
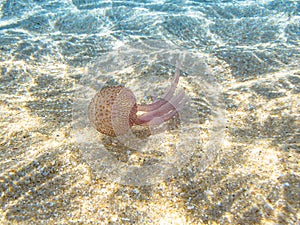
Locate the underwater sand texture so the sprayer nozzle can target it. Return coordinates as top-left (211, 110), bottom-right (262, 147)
top-left (1, 0), bottom-right (300, 224)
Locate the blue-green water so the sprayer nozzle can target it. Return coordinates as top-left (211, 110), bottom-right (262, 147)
top-left (1, 0), bottom-right (299, 73)
top-left (0, 0), bottom-right (299, 224)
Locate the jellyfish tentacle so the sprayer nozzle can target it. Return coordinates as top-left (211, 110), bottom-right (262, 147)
top-left (137, 66), bottom-right (180, 112)
top-left (138, 93), bottom-right (188, 126)
top-left (135, 89), bottom-right (186, 125)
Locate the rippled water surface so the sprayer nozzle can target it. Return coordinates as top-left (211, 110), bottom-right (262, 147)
top-left (0, 0), bottom-right (299, 224)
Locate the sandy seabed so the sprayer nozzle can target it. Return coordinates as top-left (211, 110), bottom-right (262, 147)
top-left (0, 51), bottom-right (299, 224)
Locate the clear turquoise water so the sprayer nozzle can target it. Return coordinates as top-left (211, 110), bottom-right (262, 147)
top-left (1, 0), bottom-right (299, 73)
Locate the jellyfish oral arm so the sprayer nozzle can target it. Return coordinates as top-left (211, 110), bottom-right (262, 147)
top-left (135, 89), bottom-right (187, 126)
top-left (137, 66), bottom-right (180, 112)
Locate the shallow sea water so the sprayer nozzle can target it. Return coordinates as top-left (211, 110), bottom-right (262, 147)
top-left (0, 0), bottom-right (299, 224)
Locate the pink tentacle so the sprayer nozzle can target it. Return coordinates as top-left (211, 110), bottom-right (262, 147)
top-left (138, 94), bottom-right (187, 126)
top-left (135, 89), bottom-right (186, 125)
top-left (137, 65), bottom-right (180, 112)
